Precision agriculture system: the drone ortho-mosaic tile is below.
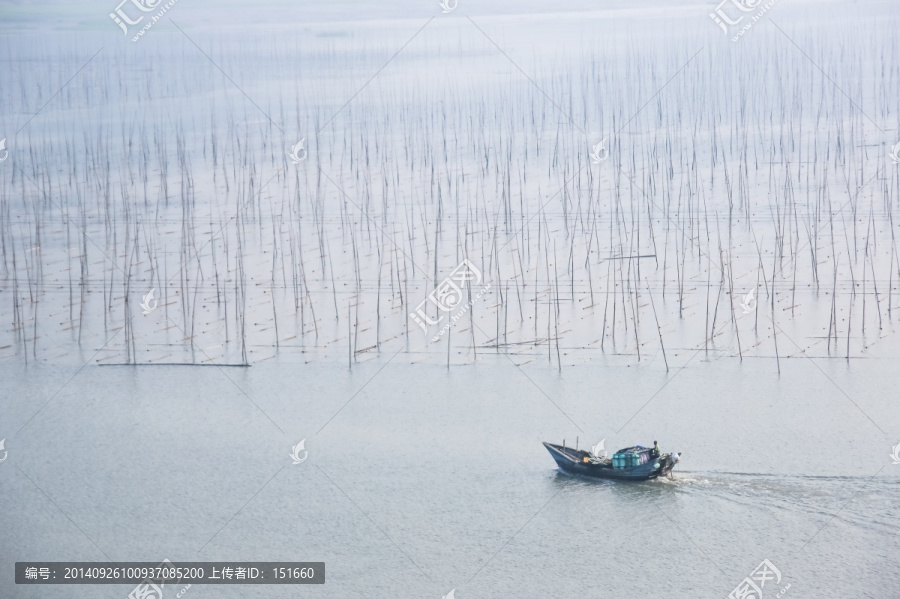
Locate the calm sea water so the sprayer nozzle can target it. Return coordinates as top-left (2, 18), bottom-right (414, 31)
top-left (2, 353), bottom-right (899, 598)
top-left (3, 1), bottom-right (900, 598)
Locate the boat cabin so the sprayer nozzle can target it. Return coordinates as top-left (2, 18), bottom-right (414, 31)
top-left (612, 446), bottom-right (654, 469)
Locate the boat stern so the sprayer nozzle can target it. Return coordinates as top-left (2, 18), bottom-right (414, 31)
top-left (658, 452), bottom-right (681, 476)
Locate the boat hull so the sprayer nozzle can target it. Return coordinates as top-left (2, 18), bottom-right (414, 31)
top-left (542, 442), bottom-right (676, 481)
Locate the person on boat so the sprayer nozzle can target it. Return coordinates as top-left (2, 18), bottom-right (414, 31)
top-left (650, 441), bottom-right (661, 458)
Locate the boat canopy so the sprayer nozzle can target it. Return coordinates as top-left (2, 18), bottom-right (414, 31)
top-left (614, 446), bottom-right (650, 454)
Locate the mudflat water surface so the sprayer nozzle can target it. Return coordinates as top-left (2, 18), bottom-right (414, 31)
top-left (2, 0), bottom-right (900, 597)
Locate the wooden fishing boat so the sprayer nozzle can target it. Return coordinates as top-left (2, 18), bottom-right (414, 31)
top-left (542, 441), bottom-right (680, 480)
